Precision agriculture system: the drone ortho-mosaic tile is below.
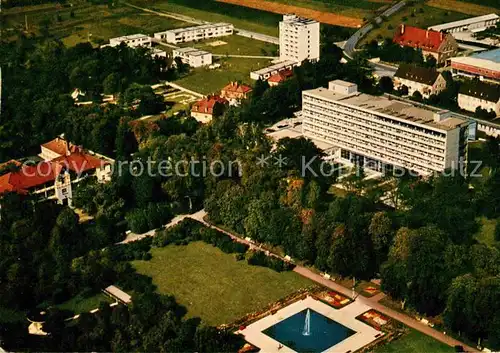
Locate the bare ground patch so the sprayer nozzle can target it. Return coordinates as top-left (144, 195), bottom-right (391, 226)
top-left (216, 0), bottom-right (364, 28)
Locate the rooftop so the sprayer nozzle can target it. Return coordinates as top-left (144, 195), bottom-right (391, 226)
top-left (394, 64), bottom-right (440, 85)
top-left (451, 49), bottom-right (500, 73)
top-left (304, 86), bottom-right (468, 131)
top-left (221, 82), bottom-right (253, 94)
top-left (393, 25), bottom-right (447, 53)
top-left (251, 60), bottom-right (297, 76)
top-left (268, 69), bottom-right (294, 83)
top-left (281, 14), bottom-right (318, 26)
top-left (111, 34), bottom-right (149, 42)
top-left (192, 95), bottom-right (228, 114)
top-left (428, 13), bottom-right (499, 32)
top-left (159, 23), bottom-right (233, 35)
top-left (173, 47), bottom-right (211, 57)
top-left (459, 80), bottom-right (500, 103)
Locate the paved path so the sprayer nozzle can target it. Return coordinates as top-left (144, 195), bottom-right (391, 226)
top-left (191, 209), bottom-right (477, 352)
top-left (118, 208), bottom-right (476, 351)
top-left (123, 2), bottom-right (279, 44)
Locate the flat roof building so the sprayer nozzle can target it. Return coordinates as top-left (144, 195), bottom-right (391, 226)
top-left (428, 13), bottom-right (499, 34)
top-left (154, 23), bottom-right (234, 44)
top-left (108, 34), bottom-right (152, 48)
top-left (451, 48), bottom-right (500, 83)
top-left (279, 14), bottom-right (320, 63)
top-left (302, 80), bottom-right (471, 175)
top-left (172, 47), bottom-right (212, 68)
top-left (250, 60), bottom-right (297, 80)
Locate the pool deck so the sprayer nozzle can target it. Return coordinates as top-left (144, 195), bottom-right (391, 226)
top-left (238, 296), bottom-right (383, 353)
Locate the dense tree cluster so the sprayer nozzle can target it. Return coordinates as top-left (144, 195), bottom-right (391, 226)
top-left (363, 38), bottom-right (437, 67)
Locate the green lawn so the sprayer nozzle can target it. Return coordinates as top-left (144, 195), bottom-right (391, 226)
top-left (4, 3), bottom-right (190, 46)
top-left (180, 35), bottom-right (278, 57)
top-left (132, 241), bottom-right (315, 326)
top-left (362, 4), bottom-right (470, 44)
top-left (130, 0), bottom-right (281, 36)
top-left (57, 293), bottom-right (113, 314)
top-left (175, 57), bottom-right (272, 95)
top-left (475, 217), bottom-right (499, 247)
top-left (373, 330), bottom-right (453, 353)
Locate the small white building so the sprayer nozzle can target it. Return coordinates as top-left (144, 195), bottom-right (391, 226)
top-left (150, 47), bottom-right (167, 59)
top-left (250, 60), bottom-right (297, 80)
top-left (107, 34), bottom-right (152, 48)
top-left (393, 64), bottom-right (447, 98)
top-left (458, 81), bottom-right (500, 116)
top-left (172, 47), bottom-right (212, 68)
top-left (279, 14), bottom-right (320, 63)
top-left (428, 14), bottom-right (500, 34)
top-left (154, 23), bottom-right (234, 44)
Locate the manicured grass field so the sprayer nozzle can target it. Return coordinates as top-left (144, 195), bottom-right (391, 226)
top-left (132, 241), bottom-right (315, 326)
top-left (57, 293), bottom-right (113, 314)
top-left (374, 330), bottom-right (453, 353)
top-left (4, 4), bottom-right (190, 46)
top-left (174, 57), bottom-right (272, 95)
top-left (362, 4), bottom-right (469, 44)
top-left (180, 35), bottom-right (278, 57)
top-left (130, 0), bottom-right (281, 36)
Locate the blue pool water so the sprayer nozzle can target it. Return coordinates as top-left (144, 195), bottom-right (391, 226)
top-left (263, 309), bottom-right (356, 353)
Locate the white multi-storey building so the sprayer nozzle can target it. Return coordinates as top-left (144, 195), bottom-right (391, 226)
top-left (302, 80), bottom-right (472, 176)
top-left (172, 47), bottom-right (212, 68)
top-left (154, 23), bottom-right (234, 44)
top-left (279, 14), bottom-right (320, 63)
top-left (108, 34), bottom-right (152, 48)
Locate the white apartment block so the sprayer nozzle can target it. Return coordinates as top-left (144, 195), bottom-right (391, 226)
top-left (458, 81), bottom-right (500, 116)
top-left (428, 13), bottom-right (499, 34)
top-left (172, 47), bottom-right (212, 68)
top-left (279, 14), bottom-right (320, 63)
top-left (154, 23), bottom-right (234, 44)
top-left (108, 34), bottom-right (152, 48)
top-left (302, 80), bottom-right (471, 176)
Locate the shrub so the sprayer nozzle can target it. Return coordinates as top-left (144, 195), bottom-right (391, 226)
top-left (247, 251), bottom-right (294, 272)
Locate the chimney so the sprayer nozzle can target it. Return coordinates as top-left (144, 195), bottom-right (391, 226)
top-left (401, 24), bottom-right (405, 34)
top-left (426, 30), bottom-right (429, 39)
top-left (440, 31), bottom-right (444, 41)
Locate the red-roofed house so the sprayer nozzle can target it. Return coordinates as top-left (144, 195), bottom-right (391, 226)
top-left (393, 25), bottom-right (458, 65)
top-left (267, 69), bottom-right (294, 87)
top-left (190, 95), bottom-right (228, 123)
top-left (220, 82), bottom-right (253, 104)
top-left (0, 137), bottom-right (113, 207)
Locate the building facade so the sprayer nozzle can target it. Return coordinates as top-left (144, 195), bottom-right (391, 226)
top-left (190, 95), bottom-right (228, 123)
top-left (393, 64), bottom-right (447, 98)
top-left (458, 81), bottom-right (500, 116)
top-left (279, 14), bottom-right (320, 63)
top-left (0, 137), bottom-right (113, 207)
top-left (302, 80), bottom-right (471, 176)
top-left (250, 60), bottom-right (297, 81)
top-left (450, 49), bottom-right (500, 83)
top-left (393, 25), bottom-right (459, 65)
top-left (172, 47), bottom-right (212, 68)
top-left (108, 34), bottom-right (152, 48)
top-left (428, 13), bottom-right (499, 34)
top-left (154, 23), bottom-right (234, 44)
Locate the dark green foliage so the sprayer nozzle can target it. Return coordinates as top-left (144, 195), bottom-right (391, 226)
top-left (247, 251), bottom-right (294, 272)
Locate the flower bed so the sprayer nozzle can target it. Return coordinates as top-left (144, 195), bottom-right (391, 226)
top-left (357, 309), bottom-right (390, 331)
top-left (314, 290), bottom-right (351, 309)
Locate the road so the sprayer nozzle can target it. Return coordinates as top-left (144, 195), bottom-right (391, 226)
top-left (123, 2), bottom-right (279, 44)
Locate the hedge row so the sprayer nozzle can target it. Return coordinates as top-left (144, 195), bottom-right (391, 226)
top-left (247, 251), bottom-right (295, 272)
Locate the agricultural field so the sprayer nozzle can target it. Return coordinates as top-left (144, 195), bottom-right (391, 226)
top-left (373, 330), bottom-right (453, 353)
top-left (179, 35), bottom-right (279, 57)
top-left (129, 0), bottom-right (282, 36)
top-left (132, 241), bottom-right (315, 326)
top-left (2, 3), bottom-right (190, 46)
top-left (428, 0), bottom-right (500, 16)
top-left (174, 57), bottom-right (273, 95)
top-left (362, 4), bottom-right (470, 44)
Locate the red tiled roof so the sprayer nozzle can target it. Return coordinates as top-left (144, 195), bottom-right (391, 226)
top-left (221, 82), bottom-right (253, 94)
top-left (0, 152), bottom-right (107, 195)
top-left (268, 69), bottom-right (294, 83)
top-left (41, 137), bottom-right (81, 156)
top-left (393, 25), bottom-right (445, 53)
top-left (192, 95), bottom-right (228, 114)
